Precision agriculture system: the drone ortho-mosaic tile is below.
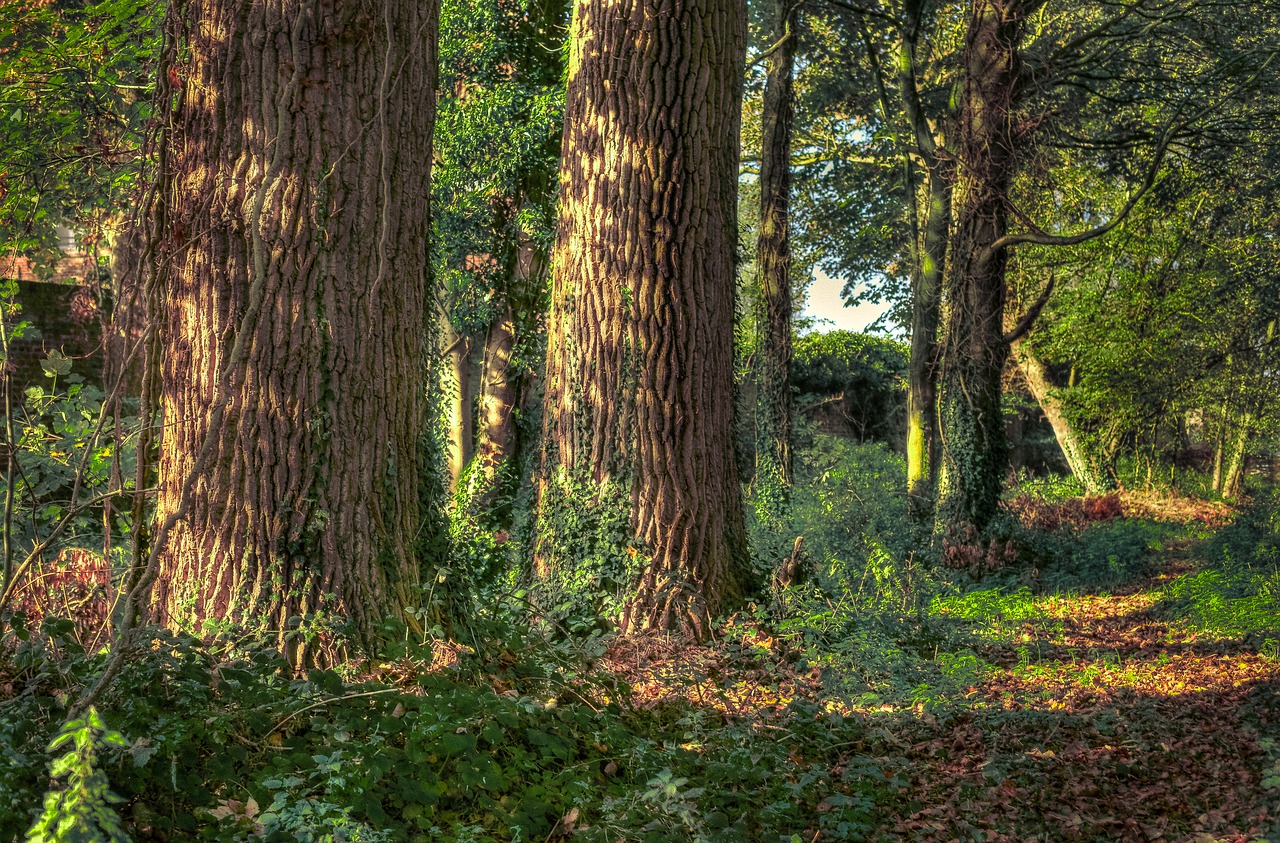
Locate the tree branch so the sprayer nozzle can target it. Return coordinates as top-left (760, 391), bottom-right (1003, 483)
top-left (809, 0), bottom-right (896, 26)
top-left (1003, 274), bottom-right (1055, 346)
top-left (748, 31), bottom-right (794, 70)
top-left (980, 126), bottom-right (1174, 261)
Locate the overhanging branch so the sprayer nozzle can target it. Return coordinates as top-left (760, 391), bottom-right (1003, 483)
top-left (1003, 273), bottom-right (1055, 345)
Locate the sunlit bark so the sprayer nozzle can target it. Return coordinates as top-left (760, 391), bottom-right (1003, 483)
top-left (535, 0), bottom-right (752, 635)
top-left (151, 0), bottom-right (441, 660)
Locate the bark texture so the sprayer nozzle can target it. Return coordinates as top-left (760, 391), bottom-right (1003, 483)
top-left (906, 169), bottom-right (949, 517)
top-left (536, 0), bottom-right (751, 635)
top-left (1012, 338), bottom-right (1113, 494)
top-left (755, 0), bottom-right (796, 491)
top-left (151, 0), bottom-right (439, 658)
top-left (937, 0), bottom-right (1027, 534)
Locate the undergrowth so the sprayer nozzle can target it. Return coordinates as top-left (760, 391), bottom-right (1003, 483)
top-left (0, 620), bottom-right (895, 842)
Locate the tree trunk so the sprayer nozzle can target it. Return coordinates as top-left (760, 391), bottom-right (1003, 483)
top-left (755, 0), bottom-right (796, 497)
top-left (894, 3), bottom-right (951, 522)
top-left (535, 0), bottom-right (752, 636)
top-left (441, 315), bottom-right (477, 492)
top-left (1012, 338), bottom-right (1113, 494)
top-left (907, 168), bottom-right (949, 518)
top-left (1211, 407), bottom-right (1226, 493)
top-left (1223, 412), bottom-right (1251, 498)
top-left (937, 0), bottom-right (1028, 534)
top-left (151, 0), bottom-right (441, 661)
top-left (466, 245), bottom-right (535, 516)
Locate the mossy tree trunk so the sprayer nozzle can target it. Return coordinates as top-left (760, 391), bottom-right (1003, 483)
top-left (936, 0), bottom-right (1028, 535)
top-left (906, 166), bottom-right (949, 519)
top-left (535, 0), bottom-right (752, 636)
top-left (755, 0), bottom-right (797, 500)
top-left (150, 0), bottom-right (442, 661)
top-left (890, 0), bottom-right (952, 523)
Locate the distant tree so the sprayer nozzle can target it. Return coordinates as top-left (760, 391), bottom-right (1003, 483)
top-left (1019, 138), bottom-right (1280, 496)
top-left (145, 0), bottom-right (445, 662)
top-left (434, 0), bottom-right (566, 514)
top-left (754, 0), bottom-right (799, 502)
top-left (534, 0), bottom-right (753, 635)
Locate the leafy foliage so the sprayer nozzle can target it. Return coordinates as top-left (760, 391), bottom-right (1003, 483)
top-left (0, 0), bottom-right (158, 262)
top-left (23, 707), bottom-right (128, 843)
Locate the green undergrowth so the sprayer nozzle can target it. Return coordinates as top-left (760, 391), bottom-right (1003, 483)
top-left (1157, 491), bottom-right (1280, 647)
top-left (761, 439), bottom-right (991, 712)
top-left (0, 621), bottom-right (899, 843)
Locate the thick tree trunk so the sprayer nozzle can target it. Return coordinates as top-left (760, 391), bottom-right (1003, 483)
top-left (937, 0), bottom-right (1027, 534)
top-left (755, 0), bottom-right (796, 496)
top-left (535, 0), bottom-right (751, 636)
top-left (1012, 338), bottom-right (1113, 494)
top-left (151, 0), bottom-right (440, 660)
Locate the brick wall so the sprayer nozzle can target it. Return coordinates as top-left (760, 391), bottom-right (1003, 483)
top-left (2, 254), bottom-right (105, 391)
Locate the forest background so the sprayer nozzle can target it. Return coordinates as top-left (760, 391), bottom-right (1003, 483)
top-left (0, 0), bottom-right (1279, 840)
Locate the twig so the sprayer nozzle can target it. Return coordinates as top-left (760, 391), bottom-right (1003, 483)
top-left (267, 688), bottom-right (401, 737)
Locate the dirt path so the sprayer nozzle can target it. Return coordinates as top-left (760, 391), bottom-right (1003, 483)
top-left (882, 545), bottom-right (1280, 843)
top-left (596, 524), bottom-right (1279, 842)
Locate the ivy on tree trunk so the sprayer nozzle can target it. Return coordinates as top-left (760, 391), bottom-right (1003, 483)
top-left (149, 0), bottom-right (445, 663)
top-left (534, 0), bottom-right (753, 636)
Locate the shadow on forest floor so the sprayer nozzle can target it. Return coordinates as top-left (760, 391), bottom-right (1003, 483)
top-left (601, 517), bottom-right (1280, 842)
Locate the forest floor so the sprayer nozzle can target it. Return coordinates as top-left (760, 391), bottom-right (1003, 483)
top-left (606, 515), bottom-right (1280, 842)
top-left (2, 492), bottom-right (1278, 843)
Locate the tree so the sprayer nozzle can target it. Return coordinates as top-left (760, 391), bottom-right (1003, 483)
top-left (931, 0), bottom-right (1279, 531)
top-left (754, 0), bottom-right (798, 500)
top-left (1018, 134), bottom-right (1280, 496)
top-left (434, 0), bottom-right (567, 511)
top-left (145, 0), bottom-right (444, 662)
top-left (534, 0), bottom-right (753, 635)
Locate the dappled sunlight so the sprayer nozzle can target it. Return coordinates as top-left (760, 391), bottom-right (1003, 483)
top-left (597, 620), bottom-right (828, 721)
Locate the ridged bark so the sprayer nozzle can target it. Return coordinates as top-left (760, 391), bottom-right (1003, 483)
top-left (755, 0), bottom-right (796, 493)
top-left (150, 0), bottom-right (440, 659)
top-left (536, 0), bottom-right (751, 635)
top-left (937, 0), bottom-right (1027, 534)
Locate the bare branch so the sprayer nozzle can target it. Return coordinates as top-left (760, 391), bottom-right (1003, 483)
top-left (1003, 274), bottom-right (1056, 345)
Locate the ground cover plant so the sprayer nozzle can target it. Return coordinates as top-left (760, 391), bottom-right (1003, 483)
top-left (2, 440), bottom-right (1278, 842)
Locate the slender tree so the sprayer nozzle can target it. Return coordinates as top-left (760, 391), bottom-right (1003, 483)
top-left (534, 0), bottom-right (753, 635)
top-left (1010, 337), bottom-right (1111, 494)
top-left (147, 0), bottom-right (443, 661)
top-left (755, 0), bottom-right (798, 495)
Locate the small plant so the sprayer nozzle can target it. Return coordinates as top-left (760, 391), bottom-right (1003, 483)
top-left (24, 707), bottom-right (129, 843)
